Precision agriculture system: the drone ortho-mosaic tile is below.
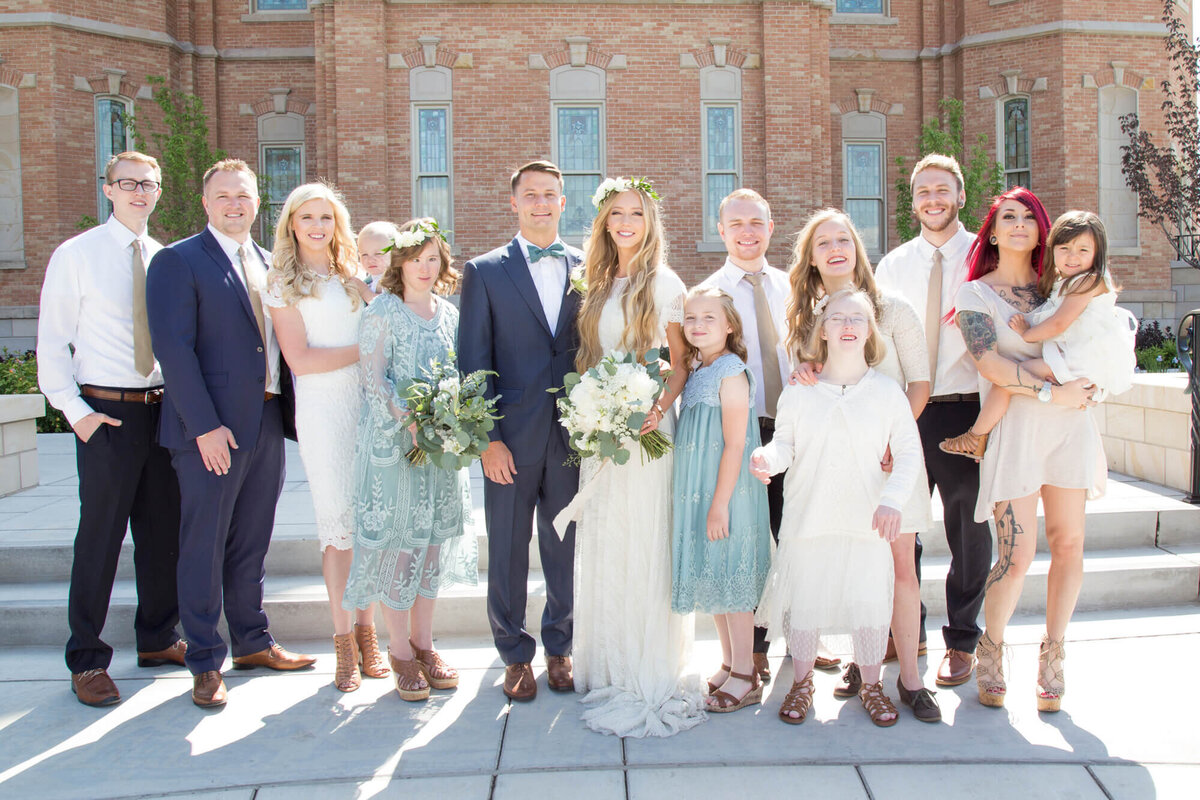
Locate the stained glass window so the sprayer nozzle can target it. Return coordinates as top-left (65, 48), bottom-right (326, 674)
top-left (836, 0), bottom-right (884, 13)
top-left (261, 145), bottom-right (303, 245)
top-left (1003, 98), bottom-right (1031, 189)
top-left (556, 106), bottom-right (603, 239)
top-left (95, 97), bottom-right (130, 220)
top-left (255, 0), bottom-right (307, 11)
top-left (844, 142), bottom-right (884, 255)
top-left (414, 106), bottom-right (452, 230)
top-left (704, 105), bottom-right (740, 238)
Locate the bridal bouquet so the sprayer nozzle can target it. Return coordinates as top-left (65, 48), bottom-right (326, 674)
top-left (399, 353), bottom-right (500, 470)
top-left (554, 349), bottom-right (672, 465)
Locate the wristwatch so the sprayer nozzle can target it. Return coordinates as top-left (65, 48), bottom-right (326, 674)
top-left (1037, 380), bottom-right (1053, 403)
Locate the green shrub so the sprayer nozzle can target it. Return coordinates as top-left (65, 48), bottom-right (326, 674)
top-left (0, 350), bottom-right (70, 433)
top-left (1136, 340), bottom-right (1182, 372)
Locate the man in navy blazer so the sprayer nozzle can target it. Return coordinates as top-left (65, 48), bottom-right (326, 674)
top-left (458, 161), bottom-right (581, 701)
top-left (147, 159), bottom-right (313, 709)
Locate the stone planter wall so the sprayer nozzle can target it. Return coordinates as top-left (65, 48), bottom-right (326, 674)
top-left (0, 393), bottom-right (44, 496)
top-left (1097, 373), bottom-right (1194, 492)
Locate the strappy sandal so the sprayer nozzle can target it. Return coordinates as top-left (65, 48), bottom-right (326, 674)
top-left (833, 662), bottom-right (862, 698)
top-left (778, 670), bottom-right (815, 725)
top-left (388, 650), bottom-right (431, 701)
top-left (939, 429), bottom-right (988, 460)
top-left (332, 632), bottom-right (361, 692)
top-left (1037, 635), bottom-right (1066, 712)
top-left (708, 670), bottom-right (763, 714)
top-left (410, 639), bottom-right (459, 690)
top-left (708, 663), bottom-right (732, 694)
top-left (858, 681), bottom-right (899, 727)
top-left (354, 623), bottom-right (390, 679)
top-left (976, 632), bottom-right (1006, 708)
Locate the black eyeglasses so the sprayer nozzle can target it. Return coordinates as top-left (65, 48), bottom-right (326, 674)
top-left (110, 178), bottom-right (161, 193)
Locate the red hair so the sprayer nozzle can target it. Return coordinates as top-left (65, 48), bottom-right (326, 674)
top-left (965, 186), bottom-right (1051, 282)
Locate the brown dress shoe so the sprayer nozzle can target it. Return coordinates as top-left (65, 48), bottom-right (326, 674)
top-left (192, 671), bottom-right (227, 708)
top-left (936, 648), bottom-right (977, 686)
top-left (138, 639), bottom-right (187, 668)
top-left (545, 655), bottom-right (574, 692)
top-left (814, 654), bottom-right (842, 671)
top-left (752, 652), bottom-right (771, 684)
top-left (232, 644), bottom-right (316, 671)
top-left (883, 636), bottom-right (927, 664)
top-left (503, 662), bottom-right (537, 701)
top-left (71, 668), bottom-right (120, 707)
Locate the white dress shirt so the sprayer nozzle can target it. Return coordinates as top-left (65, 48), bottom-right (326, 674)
top-left (37, 215), bottom-right (165, 426)
top-left (515, 232), bottom-right (567, 333)
top-left (875, 224), bottom-right (979, 396)
top-left (206, 224), bottom-right (281, 394)
top-left (699, 259), bottom-right (791, 419)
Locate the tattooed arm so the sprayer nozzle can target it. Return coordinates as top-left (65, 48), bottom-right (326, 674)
top-left (957, 310), bottom-right (1095, 407)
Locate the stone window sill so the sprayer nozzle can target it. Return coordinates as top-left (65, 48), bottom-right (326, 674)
top-left (695, 241), bottom-right (728, 253)
top-left (241, 11), bottom-right (311, 23)
top-left (830, 14), bottom-right (900, 26)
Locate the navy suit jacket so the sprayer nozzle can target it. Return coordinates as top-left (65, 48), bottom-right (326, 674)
top-left (458, 238), bottom-right (582, 467)
top-left (146, 228), bottom-right (296, 451)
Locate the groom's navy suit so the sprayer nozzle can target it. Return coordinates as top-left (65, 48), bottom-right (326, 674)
top-left (458, 238), bottom-right (581, 665)
top-left (146, 227), bottom-right (295, 674)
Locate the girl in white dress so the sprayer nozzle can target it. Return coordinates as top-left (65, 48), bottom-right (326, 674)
top-left (785, 209), bottom-right (939, 722)
top-left (941, 210), bottom-right (1135, 460)
top-left (751, 289), bottom-right (922, 727)
top-left (263, 183), bottom-right (382, 692)
top-left (570, 177), bottom-right (706, 737)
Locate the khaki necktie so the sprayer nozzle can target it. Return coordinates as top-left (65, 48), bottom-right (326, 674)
top-left (744, 272), bottom-right (783, 417)
top-left (131, 240), bottom-right (154, 377)
top-left (925, 249), bottom-right (943, 389)
top-left (236, 244), bottom-right (271, 382)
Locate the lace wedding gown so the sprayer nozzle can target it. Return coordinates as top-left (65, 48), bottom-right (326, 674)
top-left (572, 269), bottom-right (706, 738)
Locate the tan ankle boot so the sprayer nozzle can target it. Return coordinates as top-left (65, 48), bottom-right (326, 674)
top-left (353, 623), bottom-right (390, 679)
top-left (332, 632), bottom-right (361, 692)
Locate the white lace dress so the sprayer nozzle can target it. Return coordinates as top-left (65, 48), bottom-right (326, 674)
top-left (572, 268), bottom-right (707, 738)
top-left (263, 275), bottom-right (363, 551)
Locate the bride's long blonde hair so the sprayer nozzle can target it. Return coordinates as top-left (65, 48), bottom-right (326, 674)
top-left (269, 182), bottom-right (361, 310)
top-left (575, 184), bottom-right (669, 371)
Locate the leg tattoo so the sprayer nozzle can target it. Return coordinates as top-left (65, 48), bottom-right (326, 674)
top-left (986, 502), bottom-right (1022, 592)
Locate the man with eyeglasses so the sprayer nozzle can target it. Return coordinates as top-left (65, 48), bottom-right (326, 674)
top-left (37, 151), bottom-right (185, 707)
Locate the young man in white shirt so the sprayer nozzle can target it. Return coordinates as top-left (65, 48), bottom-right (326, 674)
top-left (874, 154), bottom-right (991, 688)
top-left (37, 152), bottom-right (184, 707)
top-left (699, 189), bottom-right (840, 683)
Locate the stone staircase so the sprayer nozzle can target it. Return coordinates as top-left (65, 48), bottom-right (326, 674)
top-left (0, 434), bottom-right (1197, 646)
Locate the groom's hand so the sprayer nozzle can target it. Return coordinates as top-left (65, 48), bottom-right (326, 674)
top-left (481, 440), bottom-right (517, 485)
top-left (197, 425), bottom-right (238, 476)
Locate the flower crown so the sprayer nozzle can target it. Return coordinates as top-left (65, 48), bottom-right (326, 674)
top-left (383, 219), bottom-right (448, 253)
top-left (813, 295), bottom-right (830, 316)
top-left (591, 176), bottom-right (660, 209)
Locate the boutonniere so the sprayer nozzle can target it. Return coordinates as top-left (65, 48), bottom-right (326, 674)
top-left (569, 265), bottom-right (588, 297)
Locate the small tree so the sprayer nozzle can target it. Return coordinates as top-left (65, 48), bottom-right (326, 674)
top-left (894, 98), bottom-right (1004, 241)
top-left (1119, 0), bottom-right (1200, 270)
top-left (129, 76), bottom-right (227, 244)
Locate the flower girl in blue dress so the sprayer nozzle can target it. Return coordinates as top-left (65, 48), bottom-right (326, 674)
top-left (671, 286), bottom-right (772, 714)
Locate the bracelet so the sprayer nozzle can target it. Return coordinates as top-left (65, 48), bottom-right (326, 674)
top-left (651, 403), bottom-right (665, 419)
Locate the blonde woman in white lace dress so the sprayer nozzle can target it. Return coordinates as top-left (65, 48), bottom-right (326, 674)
top-left (262, 183), bottom-right (383, 692)
top-left (568, 179), bottom-right (706, 737)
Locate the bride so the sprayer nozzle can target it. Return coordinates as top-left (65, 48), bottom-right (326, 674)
top-left (569, 177), bottom-right (706, 737)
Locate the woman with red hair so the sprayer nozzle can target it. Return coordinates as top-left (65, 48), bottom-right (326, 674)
top-left (952, 187), bottom-right (1104, 713)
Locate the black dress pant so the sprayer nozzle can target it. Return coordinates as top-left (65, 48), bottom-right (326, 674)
top-left (65, 395), bottom-right (181, 673)
top-left (753, 417), bottom-right (785, 655)
top-left (917, 399), bottom-right (993, 652)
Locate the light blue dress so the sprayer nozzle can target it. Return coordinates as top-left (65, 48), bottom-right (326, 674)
top-left (342, 293), bottom-right (477, 612)
top-left (671, 353), bottom-right (771, 614)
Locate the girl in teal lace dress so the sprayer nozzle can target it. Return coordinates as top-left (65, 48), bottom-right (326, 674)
top-left (671, 286), bottom-right (772, 714)
top-left (342, 218), bottom-right (477, 703)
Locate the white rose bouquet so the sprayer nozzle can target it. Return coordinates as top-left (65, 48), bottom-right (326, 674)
top-left (399, 352), bottom-right (501, 470)
top-left (554, 349), bottom-right (672, 465)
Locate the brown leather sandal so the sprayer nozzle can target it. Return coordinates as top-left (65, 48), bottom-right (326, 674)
top-left (778, 670), bottom-right (814, 725)
top-left (858, 680), bottom-right (899, 727)
top-left (976, 632), bottom-right (1006, 708)
top-left (410, 640), bottom-right (458, 690)
top-left (332, 632), bottom-right (361, 692)
top-left (939, 429), bottom-right (988, 460)
top-left (354, 623), bottom-right (390, 679)
top-left (708, 670), bottom-right (762, 714)
top-left (1037, 635), bottom-right (1065, 712)
top-left (388, 650), bottom-right (431, 701)
top-left (833, 662), bottom-right (862, 698)
top-left (708, 663), bottom-right (732, 694)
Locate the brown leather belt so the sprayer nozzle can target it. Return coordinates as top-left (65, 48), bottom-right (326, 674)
top-left (928, 393), bottom-right (980, 404)
top-left (81, 385), bottom-right (164, 404)
top-left (264, 391), bottom-right (278, 401)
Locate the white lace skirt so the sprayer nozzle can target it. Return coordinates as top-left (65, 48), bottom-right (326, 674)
top-left (295, 364), bottom-right (362, 551)
top-left (572, 414), bottom-right (707, 738)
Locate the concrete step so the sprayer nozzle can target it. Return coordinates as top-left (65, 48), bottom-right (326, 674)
top-left (2, 547), bottom-right (1195, 647)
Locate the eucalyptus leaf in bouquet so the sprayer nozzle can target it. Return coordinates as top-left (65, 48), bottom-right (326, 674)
top-left (399, 352), bottom-right (501, 470)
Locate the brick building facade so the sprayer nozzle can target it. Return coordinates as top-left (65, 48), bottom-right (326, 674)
top-left (0, 0), bottom-right (1186, 351)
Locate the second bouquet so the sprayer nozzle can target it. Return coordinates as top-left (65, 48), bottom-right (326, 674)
top-left (400, 353), bottom-right (501, 470)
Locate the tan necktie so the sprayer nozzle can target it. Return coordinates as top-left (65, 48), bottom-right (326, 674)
top-left (236, 244), bottom-right (271, 382)
top-left (744, 272), bottom-right (783, 418)
top-left (925, 249), bottom-right (943, 390)
top-left (131, 240), bottom-right (154, 377)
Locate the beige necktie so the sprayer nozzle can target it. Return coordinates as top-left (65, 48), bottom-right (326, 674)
top-left (236, 244), bottom-right (271, 381)
top-left (744, 272), bottom-right (783, 418)
top-left (131, 240), bottom-right (154, 377)
top-left (925, 249), bottom-right (943, 390)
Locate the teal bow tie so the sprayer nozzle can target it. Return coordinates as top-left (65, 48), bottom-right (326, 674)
top-left (526, 242), bottom-right (565, 263)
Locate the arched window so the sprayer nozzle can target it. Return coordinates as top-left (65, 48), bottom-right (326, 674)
top-left (1099, 85), bottom-right (1139, 251)
top-left (998, 96), bottom-right (1031, 189)
top-left (411, 65), bottom-right (453, 234)
top-left (95, 95), bottom-right (132, 220)
top-left (700, 65), bottom-right (742, 240)
top-left (257, 111), bottom-right (305, 245)
top-left (0, 84), bottom-right (23, 270)
top-left (550, 65), bottom-right (606, 240)
top-left (842, 111), bottom-right (886, 256)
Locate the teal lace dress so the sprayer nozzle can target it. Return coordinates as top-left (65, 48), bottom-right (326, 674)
top-left (342, 293), bottom-right (477, 612)
top-left (671, 353), bottom-right (771, 614)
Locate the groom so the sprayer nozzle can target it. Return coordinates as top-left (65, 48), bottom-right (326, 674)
top-left (458, 160), bottom-right (582, 701)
